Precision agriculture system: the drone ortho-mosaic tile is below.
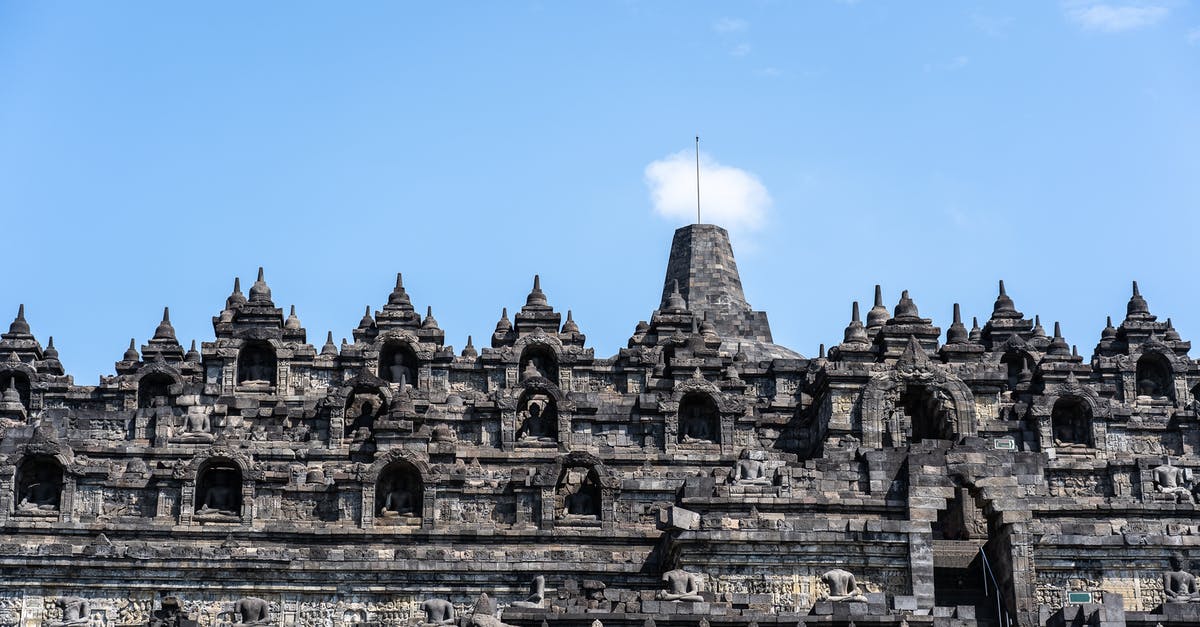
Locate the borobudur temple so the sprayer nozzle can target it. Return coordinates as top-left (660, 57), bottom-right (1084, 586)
top-left (0, 224), bottom-right (1197, 627)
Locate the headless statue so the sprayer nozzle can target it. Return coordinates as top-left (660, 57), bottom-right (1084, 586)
top-left (820, 568), bottom-right (868, 602)
top-left (150, 597), bottom-right (198, 627)
top-left (419, 599), bottom-right (456, 626)
top-left (198, 479), bottom-right (238, 517)
top-left (176, 408), bottom-right (214, 443)
top-left (380, 486), bottom-right (415, 517)
top-left (732, 451), bottom-right (772, 486)
top-left (1165, 552), bottom-right (1200, 603)
top-left (1154, 461), bottom-right (1196, 503)
top-left (232, 597), bottom-right (271, 627)
top-left (511, 575), bottom-right (546, 609)
top-left (47, 597), bottom-right (90, 627)
top-left (18, 477), bottom-right (59, 512)
top-left (656, 569), bottom-right (704, 602)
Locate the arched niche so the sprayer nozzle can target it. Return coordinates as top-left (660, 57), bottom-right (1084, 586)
top-left (237, 341), bottom-right (276, 386)
top-left (0, 371), bottom-right (31, 409)
top-left (1136, 352), bottom-right (1174, 401)
top-left (375, 460), bottom-right (423, 523)
top-left (379, 341), bottom-right (419, 387)
top-left (1051, 397), bottom-right (1092, 448)
top-left (1000, 351), bottom-right (1034, 391)
top-left (195, 459), bottom-right (243, 519)
top-left (678, 392), bottom-right (720, 444)
top-left (516, 389), bottom-right (558, 443)
top-left (345, 388), bottom-right (386, 442)
top-left (557, 464), bottom-right (601, 520)
top-left (137, 372), bottom-right (174, 409)
top-left (15, 455), bottom-right (62, 515)
top-left (520, 344), bottom-right (558, 382)
top-left (900, 383), bottom-right (956, 443)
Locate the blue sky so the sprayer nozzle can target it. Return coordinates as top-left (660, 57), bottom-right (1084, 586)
top-left (1, 2), bottom-right (1197, 382)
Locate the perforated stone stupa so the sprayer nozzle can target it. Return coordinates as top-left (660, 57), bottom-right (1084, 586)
top-left (0, 224), bottom-right (1197, 627)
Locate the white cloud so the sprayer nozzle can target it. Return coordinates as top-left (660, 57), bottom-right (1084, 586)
top-left (644, 150), bottom-right (771, 232)
top-left (1064, 2), bottom-right (1169, 32)
top-left (1188, 26), bottom-right (1200, 44)
top-left (712, 17), bottom-right (748, 34)
top-left (730, 43), bottom-right (751, 57)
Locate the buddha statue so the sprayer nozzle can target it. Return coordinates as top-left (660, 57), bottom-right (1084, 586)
top-left (420, 599), bottom-right (456, 626)
top-left (232, 597), bottom-right (271, 627)
top-left (511, 575), bottom-right (546, 609)
top-left (655, 569), bottom-right (705, 602)
top-left (1165, 552), bottom-right (1200, 603)
top-left (820, 568), bottom-right (868, 602)
top-left (47, 597), bottom-right (90, 627)
top-left (1154, 461), bottom-right (1196, 503)
top-left (196, 474), bottom-right (239, 518)
top-left (174, 408), bottom-right (215, 443)
top-left (516, 393), bottom-right (555, 442)
top-left (18, 465), bottom-right (60, 512)
top-left (731, 450), bottom-right (772, 486)
top-left (150, 597), bottom-right (198, 627)
top-left (379, 485), bottom-right (416, 517)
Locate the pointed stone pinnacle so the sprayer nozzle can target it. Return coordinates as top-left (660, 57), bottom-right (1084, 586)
top-left (953, 303), bottom-right (962, 324)
top-left (257, 267), bottom-right (265, 281)
top-left (851, 301), bottom-right (860, 322)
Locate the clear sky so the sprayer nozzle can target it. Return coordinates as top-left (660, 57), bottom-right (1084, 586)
top-left (1, 2), bottom-right (1197, 383)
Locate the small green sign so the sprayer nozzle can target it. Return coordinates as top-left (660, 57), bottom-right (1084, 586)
top-left (993, 438), bottom-right (1016, 450)
top-left (1067, 592), bottom-right (1093, 604)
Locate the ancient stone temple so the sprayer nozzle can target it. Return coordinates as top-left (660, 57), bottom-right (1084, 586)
top-left (0, 223), bottom-right (1198, 627)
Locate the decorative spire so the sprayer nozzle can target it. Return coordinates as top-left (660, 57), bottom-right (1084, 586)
top-left (358, 305), bottom-right (374, 329)
top-left (562, 310), bottom-right (580, 334)
top-left (866, 285), bottom-right (889, 328)
top-left (969, 316), bottom-right (982, 343)
top-left (495, 307), bottom-right (512, 332)
top-left (991, 280), bottom-right (1020, 319)
top-left (185, 340), bottom-right (201, 362)
top-left (248, 267), bottom-right (272, 303)
top-left (733, 342), bottom-right (748, 362)
top-left (1165, 318), bottom-right (1182, 342)
top-left (388, 273), bottom-right (412, 307)
top-left (321, 331), bottom-right (338, 356)
top-left (1101, 315), bottom-right (1117, 340)
top-left (1049, 321), bottom-right (1070, 355)
top-left (461, 335), bottom-right (478, 358)
top-left (946, 303), bottom-right (968, 344)
top-left (153, 307), bottom-right (176, 341)
top-left (226, 277), bottom-right (247, 310)
top-left (664, 280), bottom-right (688, 312)
top-left (893, 290), bottom-right (920, 321)
top-left (123, 338), bottom-right (139, 362)
top-left (818, 343), bottom-right (826, 359)
top-left (1126, 280), bottom-right (1152, 320)
top-left (284, 305), bottom-right (302, 331)
top-left (422, 306), bottom-right (439, 329)
top-left (842, 302), bottom-right (868, 344)
top-left (43, 336), bottom-right (59, 360)
top-left (525, 274), bottom-right (548, 307)
top-left (1032, 315), bottom-right (1046, 338)
top-left (8, 304), bottom-right (30, 335)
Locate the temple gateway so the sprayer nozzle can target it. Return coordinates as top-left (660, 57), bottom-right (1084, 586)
top-left (0, 224), bottom-right (1197, 627)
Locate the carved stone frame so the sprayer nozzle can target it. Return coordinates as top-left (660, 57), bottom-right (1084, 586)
top-left (177, 448), bottom-right (257, 526)
top-left (360, 449), bottom-right (433, 529)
